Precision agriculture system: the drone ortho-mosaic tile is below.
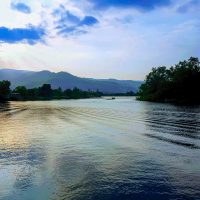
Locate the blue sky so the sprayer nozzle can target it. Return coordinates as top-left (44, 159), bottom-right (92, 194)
top-left (0, 0), bottom-right (199, 80)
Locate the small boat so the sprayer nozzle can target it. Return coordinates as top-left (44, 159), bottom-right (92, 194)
top-left (106, 97), bottom-right (116, 100)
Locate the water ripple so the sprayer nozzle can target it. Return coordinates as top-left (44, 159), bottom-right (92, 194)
top-left (0, 98), bottom-right (200, 200)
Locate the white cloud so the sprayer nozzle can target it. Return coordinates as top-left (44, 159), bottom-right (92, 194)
top-left (0, 0), bottom-right (199, 80)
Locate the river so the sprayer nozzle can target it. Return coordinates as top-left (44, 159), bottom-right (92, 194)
top-left (0, 97), bottom-right (200, 200)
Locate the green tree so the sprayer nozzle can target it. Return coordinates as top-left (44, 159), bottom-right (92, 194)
top-left (0, 80), bottom-right (11, 101)
top-left (137, 66), bottom-right (171, 101)
top-left (53, 87), bottom-right (63, 99)
top-left (137, 57), bottom-right (200, 104)
top-left (38, 84), bottom-right (52, 98)
top-left (14, 86), bottom-right (28, 99)
top-left (170, 57), bottom-right (200, 103)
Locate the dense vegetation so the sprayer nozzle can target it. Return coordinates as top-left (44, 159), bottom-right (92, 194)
top-left (137, 57), bottom-right (200, 104)
top-left (103, 91), bottom-right (135, 96)
top-left (0, 82), bottom-right (103, 101)
top-left (0, 80), bottom-right (11, 101)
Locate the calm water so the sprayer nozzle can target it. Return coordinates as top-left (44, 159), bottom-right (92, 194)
top-left (0, 97), bottom-right (200, 200)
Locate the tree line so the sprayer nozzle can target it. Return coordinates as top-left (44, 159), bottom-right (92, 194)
top-left (0, 82), bottom-right (103, 101)
top-left (137, 57), bottom-right (200, 104)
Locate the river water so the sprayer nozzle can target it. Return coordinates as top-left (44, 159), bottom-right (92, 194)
top-left (0, 97), bottom-right (200, 200)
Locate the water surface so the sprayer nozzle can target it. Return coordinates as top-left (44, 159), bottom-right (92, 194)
top-left (0, 98), bottom-right (200, 200)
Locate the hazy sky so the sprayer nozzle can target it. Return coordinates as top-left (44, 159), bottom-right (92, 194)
top-left (0, 0), bottom-right (200, 80)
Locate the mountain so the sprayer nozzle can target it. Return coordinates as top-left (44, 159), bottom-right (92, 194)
top-left (0, 69), bottom-right (142, 93)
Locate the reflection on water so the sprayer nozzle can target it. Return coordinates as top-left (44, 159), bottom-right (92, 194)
top-left (0, 98), bottom-right (200, 200)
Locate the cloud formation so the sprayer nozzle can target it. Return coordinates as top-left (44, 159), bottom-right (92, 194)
top-left (89, 0), bottom-right (171, 11)
top-left (53, 5), bottom-right (98, 36)
top-left (0, 0), bottom-right (199, 80)
top-left (0, 26), bottom-right (45, 45)
top-left (11, 2), bottom-right (31, 14)
top-left (177, 0), bottom-right (200, 13)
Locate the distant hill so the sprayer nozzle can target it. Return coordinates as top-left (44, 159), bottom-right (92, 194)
top-left (0, 69), bottom-right (142, 93)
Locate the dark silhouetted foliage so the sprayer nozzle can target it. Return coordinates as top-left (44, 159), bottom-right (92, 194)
top-left (103, 91), bottom-right (136, 96)
top-left (137, 57), bottom-right (200, 104)
top-left (10, 84), bottom-right (103, 101)
top-left (64, 87), bottom-right (103, 99)
top-left (0, 80), bottom-right (11, 101)
top-left (38, 84), bottom-right (52, 99)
